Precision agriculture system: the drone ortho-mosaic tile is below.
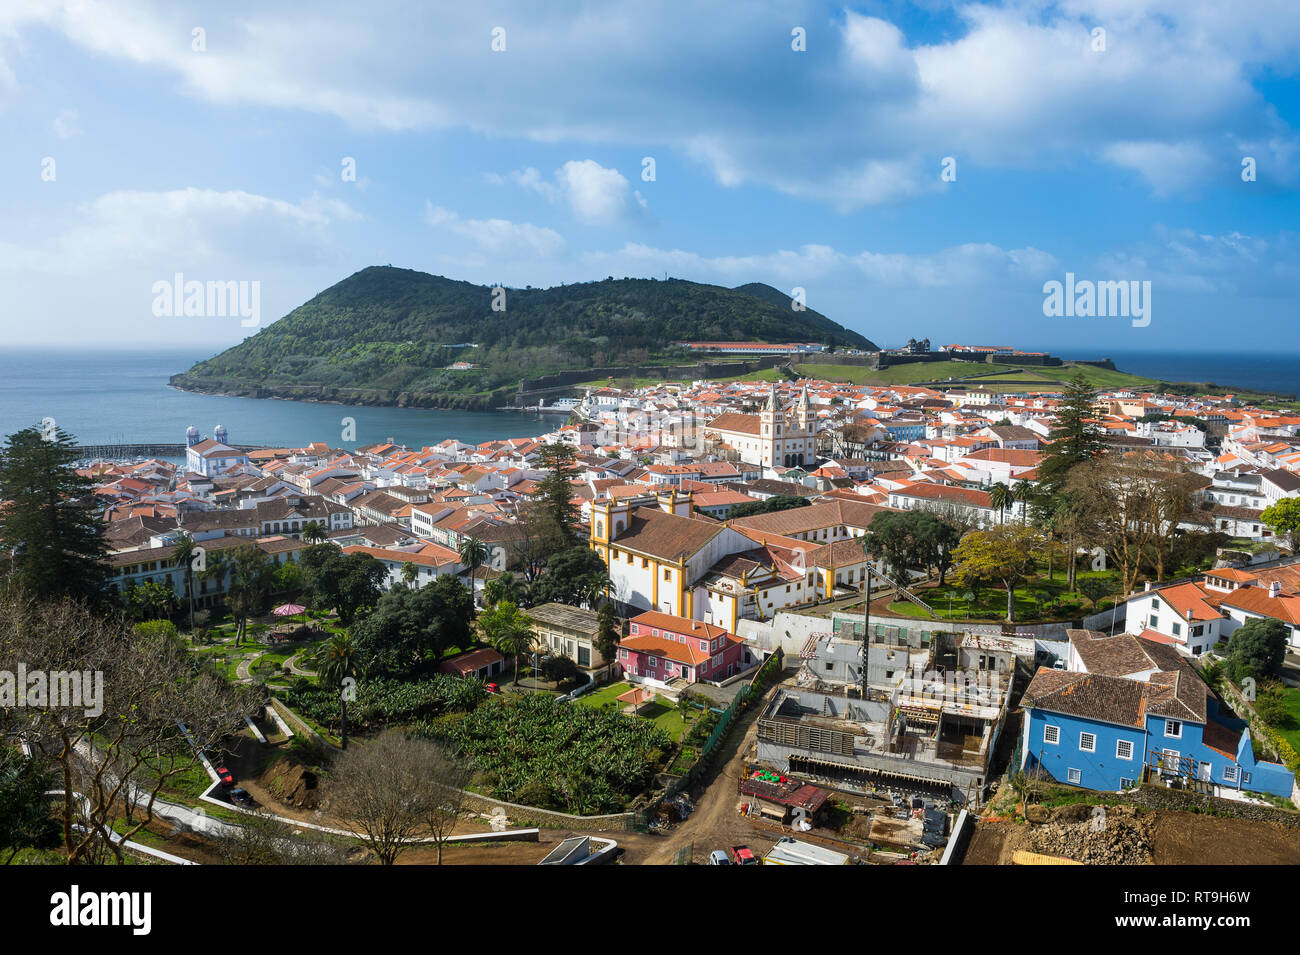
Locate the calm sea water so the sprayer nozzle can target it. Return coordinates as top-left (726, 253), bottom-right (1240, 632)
top-left (2, 347), bottom-right (1296, 456)
top-left (1065, 349), bottom-right (1300, 397)
top-left (0, 348), bottom-right (562, 452)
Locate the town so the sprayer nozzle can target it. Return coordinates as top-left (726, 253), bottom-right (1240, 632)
top-left (6, 353), bottom-right (1300, 868)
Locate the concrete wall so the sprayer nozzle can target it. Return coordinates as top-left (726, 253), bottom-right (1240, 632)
top-left (736, 610), bottom-right (832, 658)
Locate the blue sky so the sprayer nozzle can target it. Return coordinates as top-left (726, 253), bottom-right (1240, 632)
top-left (2, 0), bottom-right (1298, 357)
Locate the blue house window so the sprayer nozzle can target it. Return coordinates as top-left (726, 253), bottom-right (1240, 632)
top-left (1223, 766), bottom-right (1238, 783)
top-left (1116, 739), bottom-right (1134, 760)
top-left (1044, 724), bottom-right (1060, 745)
top-left (1165, 720), bottom-right (1182, 738)
top-left (1067, 768), bottom-right (1082, 784)
top-left (1079, 732), bottom-right (1096, 753)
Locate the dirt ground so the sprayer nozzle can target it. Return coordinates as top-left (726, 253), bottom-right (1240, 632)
top-left (963, 810), bottom-right (1300, 865)
top-left (1149, 812), bottom-right (1300, 865)
top-left (140, 677), bottom-right (882, 865)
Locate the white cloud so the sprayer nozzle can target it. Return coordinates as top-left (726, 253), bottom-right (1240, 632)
top-left (0, 187), bottom-right (359, 273)
top-left (1102, 142), bottom-right (1215, 196)
top-left (424, 202), bottom-right (564, 257)
top-left (585, 240), bottom-right (1058, 288)
top-left (498, 160), bottom-right (642, 224)
top-left (4, 0), bottom-right (1295, 205)
top-left (51, 107), bottom-right (79, 138)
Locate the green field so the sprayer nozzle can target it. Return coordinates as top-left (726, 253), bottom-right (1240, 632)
top-left (575, 681), bottom-right (691, 740)
top-left (1273, 686), bottom-right (1300, 755)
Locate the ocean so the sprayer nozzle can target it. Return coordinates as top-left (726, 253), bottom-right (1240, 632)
top-left (1064, 349), bottom-right (1300, 397)
top-left (2, 347), bottom-right (1296, 457)
top-left (0, 348), bottom-right (563, 453)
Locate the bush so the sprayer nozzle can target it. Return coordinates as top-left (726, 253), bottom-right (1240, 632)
top-left (421, 694), bottom-right (670, 814)
top-left (282, 675), bottom-right (486, 731)
top-left (1255, 683), bottom-right (1289, 727)
top-left (540, 654), bottom-right (580, 686)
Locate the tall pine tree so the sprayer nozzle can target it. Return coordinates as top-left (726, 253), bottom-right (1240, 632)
top-left (0, 426), bottom-right (109, 604)
top-left (1036, 375), bottom-right (1107, 498)
top-left (527, 443), bottom-right (581, 561)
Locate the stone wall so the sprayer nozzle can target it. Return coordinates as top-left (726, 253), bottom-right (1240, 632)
top-left (1121, 784), bottom-right (1300, 824)
top-left (457, 789), bottom-right (638, 832)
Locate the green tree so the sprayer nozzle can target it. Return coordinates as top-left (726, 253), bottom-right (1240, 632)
top-left (125, 581), bottom-right (179, 622)
top-left (987, 483), bottom-right (1013, 524)
top-left (224, 544), bottom-right (275, 646)
top-left (863, 511), bottom-right (957, 584)
top-left (596, 600), bottom-right (621, 675)
top-left (350, 575), bottom-right (475, 677)
top-left (484, 571), bottom-right (528, 608)
top-left (529, 443), bottom-right (581, 560)
top-left (1227, 617), bottom-right (1287, 684)
top-left (727, 495), bottom-right (811, 519)
top-left (953, 525), bottom-right (1041, 622)
top-left (300, 544), bottom-right (386, 625)
top-left (457, 536), bottom-right (491, 601)
top-left (400, 561), bottom-right (419, 589)
top-left (533, 545), bottom-right (611, 607)
top-left (1076, 574), bottom-right (1115, 611)
top-left (316, 633), bottom-right (363, 750)
top-left (479, 599), bottom-right (535, 685)
top-left (171, 531), bottom-right (200, 633)
top-left (301, 520), bottom-right (329, 544)
top-left (0, 425), bottom-right (110, 603)
top-left (1035, 376), bottom-right (1106, 500)
top-left (1261, 498), bottom-right (1300, 551)
top-left (457, 536), bottom-right (490, 576)
top-left (0, 747), bottom-right (59, 864)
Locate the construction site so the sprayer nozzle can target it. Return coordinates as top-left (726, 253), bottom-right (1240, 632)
top-left (754, 626), bottom-right (1018, 804)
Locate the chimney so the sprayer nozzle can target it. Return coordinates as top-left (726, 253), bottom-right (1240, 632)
top-left (1270, 580), bottom-right (1281, 597)
top-left (1144, 581), bottom-right (1152, 592)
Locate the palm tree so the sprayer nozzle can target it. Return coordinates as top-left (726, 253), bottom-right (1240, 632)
top-left (457, 536), bottom-right (491, 603)
top-left (1012, 481), bottom-right (1035, 525)
top-left (478, 599), bottom-right (534, 686)
top-left (988, 483), bottom-right (1013, 524)
top-left (316, 633), bottom-right (364, 750)
top-left (301, 520), bottom-right (329, 544)
top-left (224, 545), bottom-right (274, 647)
top-left (171, 531), bottom-right (199, 635)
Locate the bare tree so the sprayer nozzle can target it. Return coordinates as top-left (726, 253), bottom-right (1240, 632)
top-left (213, 811), bottom-right (356, 865)
top-left (0, 595), bottom-right (253, 864)
top-left (423, 745), bottom-right (470, 865)
top-left (328, 729), bottom-right (468, 865)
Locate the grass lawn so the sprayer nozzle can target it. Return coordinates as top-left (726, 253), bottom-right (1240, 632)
top-left (888, 569), bottom-right (1121, 623)
top-left (575, 681), bottom-right (693, 741)
top-left (574, 681), bottom-right (633, 709)
top-left (1272, 686), bottom-right (1300, 754)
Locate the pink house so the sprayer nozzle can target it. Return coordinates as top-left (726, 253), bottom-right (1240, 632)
top-left (618, 611), bottom-right (752, 688)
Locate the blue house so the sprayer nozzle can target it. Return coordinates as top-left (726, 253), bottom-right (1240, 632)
top-left (1020, 630), bottom-right (1295, 800)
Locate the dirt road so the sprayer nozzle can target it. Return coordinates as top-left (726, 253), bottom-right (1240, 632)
top-left (634, 685), bottom-right (783, 865)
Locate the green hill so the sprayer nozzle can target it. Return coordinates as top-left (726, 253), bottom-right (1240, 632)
top-left (170, 267), bottom-right (877, 409)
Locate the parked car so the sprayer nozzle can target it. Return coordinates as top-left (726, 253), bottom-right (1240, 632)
top-left (485, 683), bottom-right (500, 694)
top-left (229, 787), bottom-right (254, 807)
top-left (729, 846), bottom-right (758, 865)
top-left (215, 765), bottom-right (234, 787)
top-left (707, 850), bottom-right (732, 865)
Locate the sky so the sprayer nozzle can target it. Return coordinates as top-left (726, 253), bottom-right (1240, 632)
top-left (1, 0), bottom-right (1299, 357)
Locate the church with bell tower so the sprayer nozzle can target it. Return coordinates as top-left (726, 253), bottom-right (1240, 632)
top-left (705, 382), bottom-right (816, 468)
